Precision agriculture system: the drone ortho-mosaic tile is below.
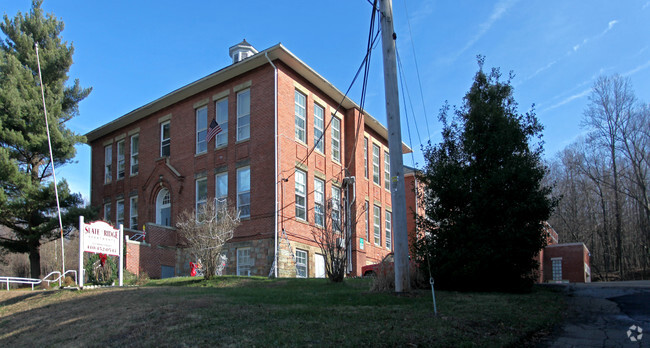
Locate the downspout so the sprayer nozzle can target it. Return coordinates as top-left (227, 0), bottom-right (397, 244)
top-left (265, 52), bottom-right (279, 278)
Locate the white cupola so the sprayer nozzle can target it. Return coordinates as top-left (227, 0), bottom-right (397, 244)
top-left (229, 39), bottom-right (258, 64)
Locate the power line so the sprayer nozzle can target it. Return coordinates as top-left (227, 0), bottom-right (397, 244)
top-left (396, 47), bottom-right (423, 148)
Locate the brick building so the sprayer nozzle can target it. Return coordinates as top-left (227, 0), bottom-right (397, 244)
top-left (537, 223), bottom-right (591, 283)
top-left (86, 41), bottom-right (412, 278)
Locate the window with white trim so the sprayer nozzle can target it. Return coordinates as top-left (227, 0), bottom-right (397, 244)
top-left (215, 98), bottom-right (228, 147)
top-left (237, 247), bottom-right (252, 276)
top-left (161, 121), bottom-right (170, 157)
top-left (129, 196), bottom-right (138, 230)
top-left (104, 145), bottom-right (112, 184)
top-left (373, 205), bottom-right (381, 245)
top-left (385, 210), bottom-right (392, 250)
top-left (314, 103), bottom-right (324, 152)
top-left (364, 137), bottom-right (368, 179)
top-left (384, 151), bottom-right (390, 190)
top-left (215, 172), bottom-right (228, 210)
top-left (237, 167), bottom-right (250, 218)
top-left (295, 91), bottom-right (306, 143)
top-left (130, 134), bottom-right (139, 176)
top-left (196, 177), bottom-right (207, 219)
top-left (117, 140), bottom-right (125, 180)
top-left (331, 116), bottom-right (341, 162)
top-left (295, 169), bottom-right (307, 221)
top-left (156, 188), bottom-right (171, 226)
top-left (314, 178), bottom-right (324, 227)
top-left (365, 200), bottom-right (369, 241)
top-left (372, 144), bottom-right (380, 185)
top-left (332, 186), bottom-right (341, 232)
top-left (196, 106), bottom-right (208, 154)
top-left (116, 199), bottom-right (124, 227)
top-left (237, 89), bottom-right (250, 141)
top-left (296, 249), bottom-right (308, 278)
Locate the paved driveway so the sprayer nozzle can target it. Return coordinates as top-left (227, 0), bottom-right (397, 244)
top-left (541, 281), bottom-right (650, 347)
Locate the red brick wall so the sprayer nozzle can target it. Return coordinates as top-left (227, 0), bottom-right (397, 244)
top-left (543, 243), bottom-right (590, 283)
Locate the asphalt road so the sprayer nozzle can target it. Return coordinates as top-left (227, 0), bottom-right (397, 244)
top-left (541, 281), bottom-right (650, 347)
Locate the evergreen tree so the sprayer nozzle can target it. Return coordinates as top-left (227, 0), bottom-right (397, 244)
top-left (0, 1), bottom-right (92, 278)
top-left (416, 57), bottom-right (555, 291)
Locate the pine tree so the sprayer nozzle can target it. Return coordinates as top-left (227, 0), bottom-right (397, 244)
top-left (0, 1), bottom-right (92, 278)
top-left (416, 57), bottom-right (556, 291)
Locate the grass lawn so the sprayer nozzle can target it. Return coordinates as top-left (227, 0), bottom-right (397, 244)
top-left (0, 277), bottom-right (564, 347)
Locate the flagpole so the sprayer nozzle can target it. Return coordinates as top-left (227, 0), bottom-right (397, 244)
top-left (35, 42), bottom-right (66, 275)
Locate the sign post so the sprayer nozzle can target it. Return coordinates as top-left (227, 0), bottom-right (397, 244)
top-left (78, 216), bottom-right (124, 287)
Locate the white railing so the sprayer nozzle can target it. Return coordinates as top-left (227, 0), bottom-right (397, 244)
top-left (1, 270), bottom-right (77, 291)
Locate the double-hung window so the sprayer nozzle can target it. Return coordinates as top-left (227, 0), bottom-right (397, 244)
top-left (116, 199), bottom-right (124, 227)
top-left (130, 134), bottom-right (139, 176)
top-left (363, 137), bottom-right (368, 179)
top-left (295, 169), bottom-right (307, 221)
top-left (104, 145), bottom-right (112, 184)
top-left (295, 91), bottom-right (306, 143)
top-left (313, 104), bottom-right (324, 152)
top-left (373, 205), bottom-right (381, 245)
top-left (372, 144), bottom-right (380, 185)
top-left (331, 116), bottom-right (341, 162)
top-left (117, 140), bottom-right (125, 180)
top-left (296, 249), bottom-right (308, 278)
top-left (365, 201), bottom-right (369, 241)
top-left (385, 210), bottom-right (392, 250)
top-left (161, 121), bottom-right (171, 157)
top-left (215, 172), bottom-right (228, 210)
top-left (237, 167), bottom-right (250, 218)
top-left (215, 98), bottom-right (228, 147)
top-left (237, 248), bottom-right (252, 276)
top-left (314, 178), bottom-right (324, 226)
top-left (104, 202), bottom-right (112, 223)
top-left (384, 151), bottom-right (390, 190)
top-left (332, 186), bottom-right (341, 232)
top-left (196, 177), bottom-right (207, 219)
top-left (237, 89), bottom-right (250, 141)
top-left (129, 196), bottom-right (138, 230)
top-left (196, 106), bottom-right (208, 154)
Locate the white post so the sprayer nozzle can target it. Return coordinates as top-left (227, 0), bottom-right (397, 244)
top-left (78, 215), bottom-right (84, 288)
top-left (119, 224), bottom-right (124, 286)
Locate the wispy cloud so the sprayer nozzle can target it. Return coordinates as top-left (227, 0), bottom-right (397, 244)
top-left (622, 60), bottom-right (650, 77)
top-left (451, 0), bottom-right (518, 60)
top-left (541, 88), bottom-right (591, 113)
top-left (573, 19), bottom-right (618, 52)
top-left (643, 2), bottom-right (650, 10)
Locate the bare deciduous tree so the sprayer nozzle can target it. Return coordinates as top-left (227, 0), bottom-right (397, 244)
top-left (176, 200), bottom-right (240, 280)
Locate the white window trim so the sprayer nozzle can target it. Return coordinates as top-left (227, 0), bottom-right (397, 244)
top-left (295, 169), bottom-right (307, 221)
top-left (196, 177), bottom-right (208, 218)
top-left (331, 115), bottom-right (341, 163)
top-left (237, 247), bottom-right (252, 276)
top-left (116, 199), bottom-right (125, 227)
top-left (296, 249), bottom-right (308, 278)
top-left (104, 145), bottom-right (112, 184)
top-left (332, 186), bottom-right (341, 232)
top-left (196, 106), bottom-right (208, 154)
top-left (215, 172), bottom-right (228, 203)
top-left (384, 151), bottom-right (390, 191)
top-left (373, 205), bottom-right (381, 246)
top-left (363, 137), bottom-right (368, 179)
top-left (237, 166), bottom-right (251, 218)
top-left (295, 90), bottom-right (307, 143)
top-left (314, 178), bottom-right (324, 227)
top-left (130, 134), bottom-right (139, 176)
top-left (129, 196), bottom-right (138, 230)
top-left (237, 89), bottom-right (250, 141)
top-left (385, 210), bottom-right (392, 250)
top-left (104, 202), bottom-right (111, 223)
top-left (160, 121), bottom-right (171, 157)
top-left (116, 140), bottom-right (125, 180)
top-left (313, 103), bottom-right (324, 153)
top-left (372, 144), bottom-right (380, 186)
top-left (215, 98), bottom-right (228, 148)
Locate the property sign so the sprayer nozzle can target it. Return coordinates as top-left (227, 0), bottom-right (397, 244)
top-left (81, 221), bottom-right (121, 256)
top-left (78, 217), bottom-right (123, 287)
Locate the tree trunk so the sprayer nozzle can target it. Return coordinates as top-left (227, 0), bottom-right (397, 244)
top-left (29, 243), bottom-right (41, 279)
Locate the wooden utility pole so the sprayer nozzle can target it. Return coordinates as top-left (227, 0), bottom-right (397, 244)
top-left (379, 0), bottom-right (410, 292)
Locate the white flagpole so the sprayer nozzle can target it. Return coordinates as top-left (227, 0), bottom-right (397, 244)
top-left (35, 42), bottom-right (66, 275)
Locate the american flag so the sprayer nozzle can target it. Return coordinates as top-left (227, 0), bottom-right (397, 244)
top-left (206, 119), bottom-right (222, 143)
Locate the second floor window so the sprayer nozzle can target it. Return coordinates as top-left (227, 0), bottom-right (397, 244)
top-left (331, 116), bottom-right (341, 163)
top-left (364, 137), bottom-right (368, 179)
top-left (116, 199), bottom-right (124, 227)
top-left (117, 140), bottom-right (125, 180)
top-left (384, 151), bottom-right (390, 190)
top-left (385, 210), bottom-right (392, 250)
top-left (104, 145), bottom-right (112, 184)
top-left (237, 89), bottom-right (250, 141)
top-left (373, 205), bottom-right (381, 245)
top-left (295, 91), bottom-right (306, 143)
top-left (196, 177), bottom-right (208, 218)
top-left (161, 121), bottom-right (170, 157)
top-left (130, 134), bottom-right (139, 176)
top-left (295, 169), bottom-right (306, 221)
top-left (314, 103), bottom-right (324, 153)
top-left (332, 186), bottom-right (341, 232)
top-left (215, 98), bottom-right (228, 147)
top-left (216, 172), bottom-right (228, 210)
top-left (129, 196), bottom-right (138, 230)
top-left (372, 144), bottom-right (380, 185)
top-left (314, 178), bottom-right (324, 227)
top-left (196, 106), bottom-right (208, 154)
top-left (103, 202), bottom-right (111, 224)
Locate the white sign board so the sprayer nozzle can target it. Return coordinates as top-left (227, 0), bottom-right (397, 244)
top-left (78, 216), bottom-right (123, 288)
top-left (82, 221), bottom-right (121, 256)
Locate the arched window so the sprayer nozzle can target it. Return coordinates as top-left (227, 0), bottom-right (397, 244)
top-left (156, 188), bottom-right (171, 226)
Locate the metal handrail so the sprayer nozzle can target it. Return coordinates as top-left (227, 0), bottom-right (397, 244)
top-left (1, 270), bottom-right (79, 291)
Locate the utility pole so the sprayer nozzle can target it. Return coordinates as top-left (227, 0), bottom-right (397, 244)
top-left (379, 0), bottom-right (410, 292)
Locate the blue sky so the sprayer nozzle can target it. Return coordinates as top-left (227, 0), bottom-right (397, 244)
top-left (2, 0), bottom-right (649, 202)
